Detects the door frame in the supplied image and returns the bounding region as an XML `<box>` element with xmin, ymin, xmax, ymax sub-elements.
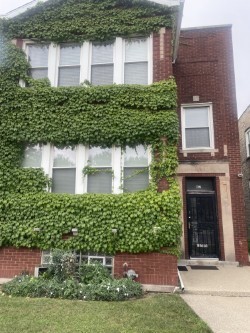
<box><xmin>186</xmin><ymin>181</ymin><xmax>220</xmax><ymax>259</ymax></box>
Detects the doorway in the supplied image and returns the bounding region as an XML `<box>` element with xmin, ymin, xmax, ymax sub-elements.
<box><xmin>186</xmin><ymin>178</ymin><xmax>219</xmax><ymax>258</ymax></box>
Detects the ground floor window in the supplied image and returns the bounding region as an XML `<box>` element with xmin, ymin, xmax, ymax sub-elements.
<box><xmin>41</xmin><ymin>251</ymin><xmax>113</xmax><ymax>274</ymax></box>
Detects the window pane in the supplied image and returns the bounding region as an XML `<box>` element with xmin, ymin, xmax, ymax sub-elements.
<box><xmin>53</xmin><ymin>147</ymin><xmax>76</xmax><ymax>167</ymax></box>
<box><xmin>186</xmin><ymin>128</ymin><xmax>210</xmax><ymax>148</ymax></box>
<box><xmin>92</xmin><ymin>43</ymin><xmax>113</xmax><ymax>64</ymax></box>
<box><xmin>125</xmin><ymin>38</ymin><xmax>148</xmax><ymax>62</ymax></box>
<box><xmin>186</xmin><ymin>178</ymin><xmax>214</xmax><ymax>191</ymax></box>
<box><xmin>91</xmin><ymin>64</ymin><xmax>113</xmax><ymax>85</ymax></box>
<box><xmin>30</xmin><ymin>68</ymin><xmax>48</xmax><ymax>80</ymax></box>
<box><xmin>22</xmin><ymin>144</ymin><xmax>42</xmax><ymax>168</ymax></box>
<box><xmin>52</xmin><ymin>168</ymin><xmax>76</xmax><ymax>194</ymax></box>
<box><xmin>88</xmin><ymin>147</ymin><xmax>112</xmax><ymax>166</ymax></box>
<box><xmin>58</xmin><ymin>66</ymin><xmax>80</xmax><ymax>86</ymax></box>
<box><xmin>185</xmin><ymin>107</ymin><xmax>209</xmax><ymax>128</ymax></box>
<box><xmin>123</xmin><ymin>167</ymin><xmax>149</xmax><ymax>192</ymax></box>
<box><xmin>87</xmin><ymin>168</ymin><xmax>112</xmax><ymax>193</ymax></box>
<box><xmin>28</xmin><ymin>45</ymin><xmax>48</xmax><ymax>67</ymax></box>
<box><xmin>59</xmin><ymin>44</ymin><xmax>80</xmax><ymax>66</ymax></box>
<box><xmin>124</xmin><ymin>145</ymin><xmax>148</xmax><ymax>167</ymax></box>
<box><xmin>124</xmin><ymin>62</ymin><xmax>148</xmax><ymax>84</ymax></box>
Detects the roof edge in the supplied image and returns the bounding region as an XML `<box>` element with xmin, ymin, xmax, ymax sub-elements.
<box><xmin>181</xmin><ymin>24</ymin><xmax>232</xmax><ymax>31</ymax></box>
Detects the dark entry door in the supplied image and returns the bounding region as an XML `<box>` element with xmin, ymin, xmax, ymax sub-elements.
<box><xmin>187</xmin><ymin>194</ymin><xmax>219</xmax><ymax>258</ymax></box>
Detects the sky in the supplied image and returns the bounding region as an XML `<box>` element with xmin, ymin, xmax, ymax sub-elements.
<box><xmin>0</xmin><ymin>0</ymin><xmax>249</xmax><ymax>116</ymax></box>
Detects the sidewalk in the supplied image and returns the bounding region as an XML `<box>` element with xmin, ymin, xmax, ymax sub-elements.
<box><xmin>179</xmin><ymin>265</ymin><xmax>250</xmax><ymax>333</ymax></box>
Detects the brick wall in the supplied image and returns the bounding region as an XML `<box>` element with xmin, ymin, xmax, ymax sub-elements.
<box><xmin>153</xmin><ymin>28</ymin><xmax>173</xmax><ymax>82</ymax></box>
<box><xmin>114</xmin><ymin>253</ymin><xmax>178</xmax><ymax>286</ymax></box>
<box><xmin>174</xmin><ymin>26</ymin><xmax>249</xmax><ymax>264</ymax></box>
<box><xmin>0</xmin><ymin>247</ymin><xmax>41</xmax><ymax>278</ymax></box>
<box><xmin>0</xmin><ymin>247</ymin><xmax>178</xmax><ymax>286</ymax></box>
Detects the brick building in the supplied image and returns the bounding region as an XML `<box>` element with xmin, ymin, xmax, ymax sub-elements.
<box><xmin>0</xmin><ymin>0</ymin><xmax>248</xmax><ymax>288</ymax></box>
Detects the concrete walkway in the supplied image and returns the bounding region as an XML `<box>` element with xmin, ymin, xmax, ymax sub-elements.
<box><xmin>179</xmin><ymin>265</ymin><xmax>250</xmax><ymax>333</ymax></box>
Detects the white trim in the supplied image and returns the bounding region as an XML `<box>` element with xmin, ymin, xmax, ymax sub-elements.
<box><xmin>181</xmin><ymin>103</ymin><xmax>214</xmax><ymax>151</ymax></box>
<box><xmin>114</xmin><ymin>38</ymin><xmax>123</xmax><ymax>84</ymax></box>
<box><xmin>245</xmin><ymin>128</ymin><xmax>250</xmax><ymax>158</ymax></box>
<box><xmin>148</xmin><ymin>34</ymin><xmax>153</xmax><ymax>84</ymax></box>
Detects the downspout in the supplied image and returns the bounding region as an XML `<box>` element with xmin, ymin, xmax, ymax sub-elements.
<box><xmin>172</xmin><ymin>0</ymin><xmax>185</xmax><ymax>63</ymax></box>
<box><xmin>178</xmin><ymin>269</ymin><xmax>185</xmax><ymax>292</ymax></box>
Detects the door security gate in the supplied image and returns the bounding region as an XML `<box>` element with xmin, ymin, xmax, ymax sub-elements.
<box><xmin>186</xmin><ymin>179</ymin><xmax>219</xmax><ymax>258</ymax></box>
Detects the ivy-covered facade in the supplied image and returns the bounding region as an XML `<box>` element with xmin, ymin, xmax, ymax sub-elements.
<box><xmin>0</xmin><ymin>0</ymin><xmax>183</xmax><ymax>287</ymax></box>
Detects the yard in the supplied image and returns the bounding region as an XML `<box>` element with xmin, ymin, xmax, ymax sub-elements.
<box><xmin>0</xmin><ymin>293</ymin><xmax>212</xmax><ymax>333</ymax></box>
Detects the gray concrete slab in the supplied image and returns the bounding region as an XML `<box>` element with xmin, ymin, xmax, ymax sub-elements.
<box><xmin>179</xmin><ymin>265</ymin><xmax>250</xmax><ymax>296</ymax></box>
<box><xmin>179</xmin><ymin>265</ymin><xmax>250</xmax><ymax>332</ymax></box>
<box><xmin>181</xmin><ymin>294</ymin><xmax>250</xmax><ymax>333</ymax></box>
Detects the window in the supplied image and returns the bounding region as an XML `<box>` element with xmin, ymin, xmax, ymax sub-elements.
<box><xmin>91</xmin><ymin>42</ymin><xmax>114</xmax><ymax>85</ymax></box>
<box><xmin>181</xmin><ymin>104</ymin><xmax>214</xmax><ymax>150</ymax></box>
<box><xmin>25</xmin><ymin>37</ymin><xmax>152</xmax><ymax>86</ymax></box>
<box><xmin>87</xmin><ymin>147</ymin><xmax>113</xmax><ymax>193</ymax></box>
<box><xmin>27</xmin><ymin>44</ymin><xmax>49</xmax><ymax>79</ymax></box>
<box><xmin>22</xmin><ymin>144</ymin><xmax>42</xmax><ymax>168</ymax></box>
<box><xmin>22</xmin><ymin>144</ymin><xmax>150</xmax><ymax>194</ymax></box>
<box><xmin>41</xmin><ymin>251</ymin><xmax>113</xmax><ymax>274</ymax></box>
<box><xmin>124</xmin><ymin>38</ymin><xmax>148</xmax><ymax>84</ymax></box>
<box><xmin>246</xmin><ymin>129</ymin><xmax>250</xmax><ymax>157</ymax></box>
<box><xmin>123</xmin><ymin>145</ymin><xmax>149</xmax><ymax>192</ymax></box>
<box><xmin>58</xmin><ymin>44</ymin><xmax>81</xmax><ymax>86</ymax></box>
<box><xmin>52</xmin><ymin>146</ymin><xmax>76</xmax><ymax>194</ymax></box>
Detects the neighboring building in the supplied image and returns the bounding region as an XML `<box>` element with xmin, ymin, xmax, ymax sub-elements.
<box><xmin>239</xmin><ymin>105</ymin><xmax>250</xmax><ymax>238</ymax></box>
<box><xmin>0</xmin><ymin>0</ymin><xmax>248</xmax><ymax>288</ymax></box>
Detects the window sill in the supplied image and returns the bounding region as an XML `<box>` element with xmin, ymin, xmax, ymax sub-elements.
<box><xmin>180</xmin><ymin>148</ymin><xmax>218</xmax><ymax>157</ymax></box>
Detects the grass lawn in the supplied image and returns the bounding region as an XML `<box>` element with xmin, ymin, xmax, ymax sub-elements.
<box><xmin>0</xmin><ymin>293</ymin><xmax>212</xmax><ymax>333</ymax></box>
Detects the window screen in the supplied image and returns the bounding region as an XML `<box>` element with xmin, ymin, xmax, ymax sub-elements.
<box><xmin>28</xmin><ymin>44</ymin><xmax>49</xmax><ymax>79</ymax></box>
<box><xmin>91</xmin><ymin>42</ymin><xmax>114</xmax><ymax>85</ymax></box>
<box><xmin>58</xmin><ymin>44</ymin><xmax>81</xmax><ymax>86</ymax></box>
<box><xmin>22</xmin><ymin>144</ymin><xmax>42</xmax><ymax>168</ymax></box>
<box><xmin>185</xmin><ymin>107</ymin><xmax>210</xmax><ymax>148</ymax></box>
<box><xmin>52</xmin><ymin>147</ymin><xmax>76</xmax><ymax>194</ymax></box>
<box><xmin>123</xmin><ymin>145</ymin><xmax>149</xmax><ymax>192</ymax></box>
<box><xmin>124</xmin><ymin>38</ymin><xmax>148</xmax><ymax>84</ymax></box>
<box><xmin>87</xmin><ymin>147</ymin><xmax>112</xmax><ymax>193</ymax></box>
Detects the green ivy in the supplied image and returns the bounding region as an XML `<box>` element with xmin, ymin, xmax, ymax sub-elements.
<box><xmin>0</xmin><ymin>182</ymin><xmax>181</xmax><ymax>253</ymax></box>
<box><xmin>1</xmin><ymin>0</ymin><xmax>176</xmax><ymax>43</ymax></box>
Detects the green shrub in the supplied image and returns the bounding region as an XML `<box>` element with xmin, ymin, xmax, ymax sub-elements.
<box><xmin>2</xmin><ymin>275</ymin><xmax>143</xmax><ymax>301</ymax></box>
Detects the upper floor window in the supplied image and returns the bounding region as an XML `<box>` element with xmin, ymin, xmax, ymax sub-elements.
<box><xmin>27</xmin><ymin>44</ymin><xmax>49</xmax><ymax>80</ymax></box>
<box><xmin>124</xmin><ymin>38</ymin><xmax>148</xmax><ymax>85</ymax></box>
<box><xmin>58</xmin><ymin>44</ymin><xmax>81</xmax><ymax>86</ymax></box>
<box><xmin>91</xmin><ymin>42</ymin><xmax>114</xmax><ymax>86</ymax></box>
<box><xmin>245</xmin><ymin>129</ymin><xmax>250</xmax><ymax>157</ymax></box>
<box><xmin>22</xmin><ymin>144</ymin><xmax>150</xmax><ymax>194</ymax></box>
<box><xmin>181</xmin><ymin>104</ymin><xmax>214</xmax><ymax>150</ymax></box>
<box><xmin>24</xmin><ymin>37</ymin><xmax>152</xmax><ymax>86</ymax></box>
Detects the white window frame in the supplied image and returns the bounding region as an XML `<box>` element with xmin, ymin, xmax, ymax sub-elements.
<box><xmin>245</xmin><ymin>128</ymin><xmax>250</xmax><ymax>158</ymax></box>
<box><xmin>23</xmin><ymin>144</ymin><xmax>150</xmax><ymax>194</ymax></box>
<box><xmin>181</xmin><ymin>103</ymin><xmax>214</xmax><ymax>151</ymax></box>
<box><xmin>23</xmin><ymin>36</ymin><xmax>153</xmax><ymax>86</ymax></box>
